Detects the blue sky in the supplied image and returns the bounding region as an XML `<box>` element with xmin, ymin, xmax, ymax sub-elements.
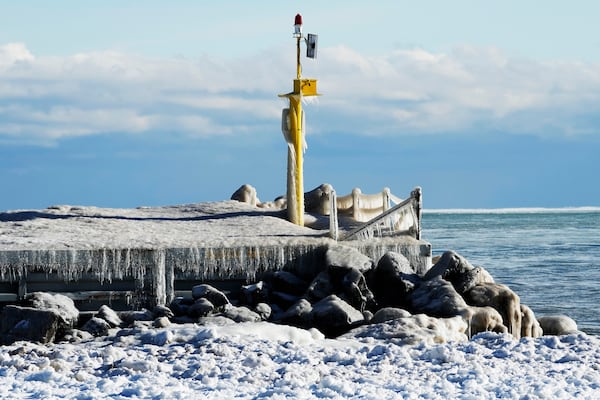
<box><xmin>1</xmin><ymin>1</ymin><xmax>600</xmax><ymax>210</ymax></box>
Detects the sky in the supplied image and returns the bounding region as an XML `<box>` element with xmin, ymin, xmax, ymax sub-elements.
<box><xmin>1</xmin><ymin>0</ymin><xmax>600</xmax><ymax>211</ymax></box>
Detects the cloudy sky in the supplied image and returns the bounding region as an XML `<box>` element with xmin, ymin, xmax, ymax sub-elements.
<box><xmin>1</xmin><ymin>1</ymin><xmax>599</xmax><ymax>211</ymax></box>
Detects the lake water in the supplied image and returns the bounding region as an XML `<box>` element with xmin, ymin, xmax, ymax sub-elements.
<box><xmin>421</xmin><ymin>209</ymin><xmax>600</xmax><ymax>335</ymax></box>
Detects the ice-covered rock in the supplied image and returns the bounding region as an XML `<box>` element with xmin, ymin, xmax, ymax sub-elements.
<box><xmin>370</xmin><ymin>307</ymin><xmax>412</xmax><ymax>324</ymax></box>
<box><xmin>28</xmin><ymin>292</ymin><xmax>79</xmax><ymax>329</ymax></box>
<box><xmin>96</xmin><ymin>305</ymin><xmax>122</xmax><ymax>328</ymax></box>
<box><xmin>82</xmin><ymin>317</ymin><xmax>111</xmax><ymax>337</ymax></box>
<box><xmin>188</xmin><ymin>298</ymin><xmax>215</xmax><ymax>318</ymax></box>
<box><xmin>538</xmin><ymin>315</ymin><xmax>579</xmax><ymax>336</ymax></box>
<box><xmin>342</xmin><ymin>313</ymin><xmax>469</xmax><ymax>345</ymax></box>
<box><xmin>325</xmin><ymin>244</ymin><xmax>374</xmax><ymax>274</ymax></box>
<box><xmin>192</xmin><ymin>284</ymin><xmax>230</xmax><ymax>311</ymax></box>
<box><xmin>409</xmin><ymin>276</ymin><xmax>469</xmax><ymax>319</ymax></box>
<box><xmin>221</xmin><ymin>305</ymin><xmax>262</xmax><ymax>323</ymax></box>
<box><xmin>310</xmin><ymin>295</ymin><xmax>364</xmax><ymax>337</ymax></box>
<box><xmin>0</xmin><ymin>305</ymin><xmax>63</xmax><ymax>344</ymax></box>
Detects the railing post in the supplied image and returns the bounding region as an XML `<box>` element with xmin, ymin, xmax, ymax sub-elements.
<box><xmin>329</xmin><ymin>189</ymin><xmax>338</xmax><ymax>240</ymax></box>
<box><xmin>352</xmin><ymin>188</ymin><xmax>361</xmax><ymax>221</ymax></box>
<box><xmin>382</xmin><ymin>187</ymin><xmax>391</xmax><ymax>212</ymax></box>
<box><xmin>412</xmin><ymin>187</ymin><xmax>422</xmax><ymax>240</ymax></box>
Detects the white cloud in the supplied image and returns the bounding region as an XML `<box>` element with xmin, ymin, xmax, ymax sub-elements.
<box><xmin>1</xmin><ymin>42</ymin><xmax>600</xmax><ymax>144</ymax></box>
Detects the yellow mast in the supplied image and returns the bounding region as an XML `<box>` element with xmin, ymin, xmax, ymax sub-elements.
<box><xmin>279</xmin><ymin>14</ymin><xmax>320</xmax><ymax>226</ymax></box>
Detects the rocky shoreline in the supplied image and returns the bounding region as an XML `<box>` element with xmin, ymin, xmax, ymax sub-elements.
<box><xmin>0</xmin><ymin>245</ymin><xmax>579</xmax><ymax>346</ymax></box>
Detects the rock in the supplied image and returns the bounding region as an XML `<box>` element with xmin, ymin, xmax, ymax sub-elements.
<box><xmin>27</xmin><ymin>292</ymin><xmax>79</xmax><ymax>330</ymax></box>
<box><xmin>62</xmin><ymin>329</ymin><xmax>94</xmax><ymax>343</ymax></box>
<box><xmin>270</xmin><ymin>291</ymin><xmax>300</xmax><ymax>310</ymax></box>
<box><xmin>369</xmin><ymin>252</ymin><xmax>421</xmax><ymax>308</ymax></box>
<box><xmin>409</xmin><ymin>277</ymin><xmax>470</xmax><ymax>319</ymax></box>
<box><xmin>270</xmin><ymin>271</ymin><xmax>309</xmax><ymax>297</ymax></box>
<box><xmin>377</xmin><ymin>251</ymin><xmax>416</xmax><ymax>276</ymax></box>
<box><xmin>304</xmin><ymin>271</ymin><xmax>334</xmax><ymax>303</ymax></box>
<box><xmin>0</xmin><ymin>305</ymin><xmax>62</xmax><ymax>344</ymax></box>
<box><xmin>277</xmin><ymin>299</ymin><xmax>313</xmax><ymax>328</ymax></box>
<box><xmin>310</xmin><ymin>295</ymin><xmax>364</xmax><ymax>337</ymax></box>
<box><xmin>451</xmin><ymin>266</ymin><xmax>495</xmax><ymax>294</ymax></box>
<box><xmin>423</xmin><ymin>250</ymin><xmax>474</xmax><ymax>281</ymax></box>
<box><xmin>468</xmin><ymin>306</ymin><xmax>507</xmax><ymax>337</ymax></box>
<box><xmin>325</xmin><ymin>245</ymin><xmax>374</xmax><ymax>274</ymax></box>
<box><xmin>538</xmin><ymin>315</ymin><xmax>579</xmax><ymax>336</ymax></box>
<box><xmin>192</xmin><ymin>284</ymin><xmax>230</xmax><ymax>310</ymax></box>
<box><xmin>370</xmin><ymin>307</ymin><xmax>412</xmax><ymax>324</ymax></box>
<box><xmin>221</xmin><ymin>305</ymin><xmax>262</xmax><ymax>323</ymax></box>
<box><xmin>96</xmin><ymin>305</ymin><xmax>122</xmax><ymax>328</ymax></box>
<box><xmin>254</xmin><ymin>303</ymin><xmax>272</xmax><ymax>320</ymax></box>
<box><xmin>153</xmin><ymin>305</ymin><xmax>174</xmax><ymax>319</ymax></box>
<box><xmin>240</xmin><ymin>281</ymin><xmax>269</xmax><ymax>308</ymax></box>
<box><xmin>188</xmin><ymin>298</ymin><xmax>215</xmax><ymax>318</ymax></box>
<box><xmin>231</xmin><ymin>184</ymin><xmax>259</xmax><ymax>206</ymax></box>
<box><xmin>81</xmin><ymin>317</ymin><xmax>111</xmax><ymax>337</ymax></box>
<box><xmin>153</xmin><ymin>316</ymin><xmax>171</xmax><ymax>328</ymax></box>
<box><xmin>464</xmin><ymin>282</ymin><xmax>522</xmax><ymax>339</ymax></box>
<box><xmin>336</xmin><ymin>267</ymin><xmax>376</xmax><ymax>312</ymax></box>
<box><xmin>520</xmin><ymin>304</ymin><xmax>543</xmax><ymax>338</ymax></box>
<box><xmin>119</xmin><ymin>309</ymin><xmax>155</xmax><ymax>325</ymax></box>
<box><xmin>304</xmin><ymin>183</ymin><xmax>333</xmax><ymax>215</ymax></box>
<box><xmin>169</xmin><ymin>297</ymin><xmax>194</xmax><ymax>316</ymax></box>
<box><xmin>463</xmin><ymin>283</ymin><xmax>521</xmax><ymax>339</ymax></box>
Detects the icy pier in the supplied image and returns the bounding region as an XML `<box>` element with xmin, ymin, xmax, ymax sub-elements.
<box><xmin>0</xmin><ymin>201</ymin><xmax>431</xmax><ymax>309</ymax></box>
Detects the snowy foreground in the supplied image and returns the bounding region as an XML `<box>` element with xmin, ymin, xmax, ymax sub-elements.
<box><xmin>1</xmin><ymin>321</ymin><xmax>600</xmax><ymax>399</ymax></box>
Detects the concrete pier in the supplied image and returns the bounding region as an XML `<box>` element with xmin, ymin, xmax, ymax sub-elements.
<box><xmin>0</xmin><ymin>202</ymin><xmax>431</xmax><ymax>310</ymax></box>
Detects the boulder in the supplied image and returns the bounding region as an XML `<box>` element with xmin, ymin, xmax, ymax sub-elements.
<box><xmin>464</xmin><ymin>283</ymin><xmax>522</xmax><ymax>339</ymax></box>
<box><xmin>409</xmin><ymin>277</ymin><xmax>470</xmax><ymax>319</ymax></box>
<box><xmin>240</xmin><ymin>281</ymin><xmax>269</xmax><ymax>308</ymax></box>
<box><xmin>277</xmin><ymin>299</ymin><xmax>313</xmax><ymax>328</ymax></box>
<box><xmin>169</xmin><ymin>297</ymin><xmax>194</xmax><ymax>317</ymax></box>
<box><xmin>231</xmin><ymin>184</ymin><xmax>259</xmax><ymax>206</ymax></box>
<box><xmin>0</xmin><ymin>305</ymin><xmax>63</xmax><ymax>344</ymax></box>
<box><xmin>451</xmin><ymin>266</ymin><xmax>495</xmax><ymax>294</ymax></box>
<box><xmin>370</xmin><ymin>307</ymin><xmax>412</xmax><ymax>324</ymax></box>
<box><xmin>153</xmin><ymin>305</ymin><xmax>174</xmax><ymax>319</ymax></box>
<box><xmin>304</xmin><ymin>271</ymin><xmax>334</xmax><ymax>303</ymax></box>
<box><xmin>192</xmin><ymin>284</ymin><xmax>230</xmax><ymax>311</ymax></box>
<box><xmin>423</xmin><ymin>250</ymin><xmax>474</xmax><ymax>281</ymax></box>
<box><xmin>96</xmin><ymin>305</ymin><xmax>122</xmax><ymax>328</ymax></box>
<box><xmin>325</xmin><ymin>245</ymin><xmax>374</xmax><ymax>275</ymax></box>
<box><xmin>254</xmin><ymin>303</ymin><xmax>272</xmax><ymax>321</ymax></box>
<box><xmin>537</xmin><ymin>315</ymin><xmax>579</xmax><ymax>336</ymax></box>
<box><xmin>270</xmin><ymin>271</ymin><xmax>309</xmax><ymax>297</ymax></box>
<box><xmin>221</xmin><ymin>306</ymin><xmax>262</xmax><ymax>323</ymax></box>
<box><xmin>369</xmin><ymin>252</ymin><xmax>421</xmax><ymax>308</ymax></box>
<box><xmin>336</xmin><ymin>267</ymin><xmax>376</xmax><ymax>312</ymax></box>
<box><xmin>81</xmin><ymin>317</ymin><xmax>111</xmax><ymax>337</ymax></box>
<box><xmin>188</xmin><ymin>298</ymin><xmax>215</xmax><ymax>318</ymax></box>
<box><xmin>27</xmin><ymin>292</ymin><xmax>79</xmax><ymax>330</ymax></box>
<box><xmin>310</xmin><ymin>295</ymin><xmax>364</xmax><ymax>337</ymax></box>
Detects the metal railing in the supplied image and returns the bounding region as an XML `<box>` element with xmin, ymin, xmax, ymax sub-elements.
<box><xmin>326</xmin><ymin>186</ymin><xmax>422</xmax><ymax>241</ymax></box>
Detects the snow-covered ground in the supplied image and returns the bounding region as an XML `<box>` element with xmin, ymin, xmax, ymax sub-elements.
<box><xmin>1</xmin><ymin>320</ymin><xmax>599</xmax><ymax>399</ymax></box>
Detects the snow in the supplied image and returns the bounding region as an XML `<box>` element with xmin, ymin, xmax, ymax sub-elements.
<box><xmin>1</xmin><ymin>321</ymin><xmax>599</xmax><ymax>399</ymax></box>
<box><xmin>0</xmin><ymin>201</ymin><xmax>323</xmax><ymax>250</ymax></box>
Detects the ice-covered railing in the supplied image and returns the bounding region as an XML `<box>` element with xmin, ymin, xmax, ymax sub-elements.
<box><xmin>326</xmin><ymin>186</ymin><xmax>422</xmax><ymax>241</ymax></box>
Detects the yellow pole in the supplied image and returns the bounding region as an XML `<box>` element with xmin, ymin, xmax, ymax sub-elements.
<box><xmin>289</xmin><ymin>94</ymin><xmax>303</xmax><ymax>226</ymax></box>
<box><xmin>279</xmin><ymin>14</ymin><xmax>319</xmax><ymax>226</ymax></box>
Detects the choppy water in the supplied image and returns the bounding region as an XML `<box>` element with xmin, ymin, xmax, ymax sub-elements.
<box><xmin>422</xmin><ymin>209</ymin><xmax>600</xmax><ymax>335</ymax></box>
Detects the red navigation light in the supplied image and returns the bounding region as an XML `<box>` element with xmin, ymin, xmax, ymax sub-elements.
<box><xmin>293</xmin><ymin>14</ymin><xmax>303</xmax><ymax>37</ymax></box>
